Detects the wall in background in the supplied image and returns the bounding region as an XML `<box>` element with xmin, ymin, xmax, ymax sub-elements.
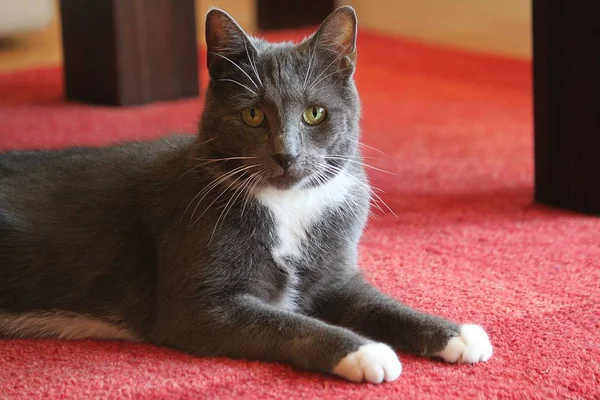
<box><xmin>339</xmin><ymin>0</ymin><xmax>531</xmax><ymax>58</ymax></box>
<box><xmin>195</xmin><ymin>0</ymin><xmax>531</xmax><ymax>58</ymax></box>
<box><xmin>0</xmin><ymin>0</ymin><xmax>530</xmax><ymax>72</ymax></box>
<box><xmin>195</xmin><ymin>0</ymin><xmax>256</xmax><ymax>45</ymax></box>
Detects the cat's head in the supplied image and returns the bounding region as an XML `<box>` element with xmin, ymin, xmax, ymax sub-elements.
<box><xmin>196</xmin><ymin>6</ymin><xmax>361</xmax><ymax>190</ymax></box>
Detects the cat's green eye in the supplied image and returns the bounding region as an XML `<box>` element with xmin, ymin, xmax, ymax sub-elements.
<box><xmin>242</xmin><ymin>107</ymin><xmax>265</xmax><ymax>127</ymax></box>
<box><xmin>302</xmin><ymin>106</ymin><xmax>327</xmax><ymax>126</ymax></box>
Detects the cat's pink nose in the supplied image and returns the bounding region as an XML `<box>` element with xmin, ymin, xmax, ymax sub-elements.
<box><xmin>272</xmin><ymin>153</ymin><xmax>298</xmax><ymax>171</ymax></box>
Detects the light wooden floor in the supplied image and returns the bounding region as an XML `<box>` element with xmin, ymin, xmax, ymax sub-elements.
<box><xmin>0</xmin><ymin>0</ymin><xmax>531</xmax><ymax>73</ymax></box>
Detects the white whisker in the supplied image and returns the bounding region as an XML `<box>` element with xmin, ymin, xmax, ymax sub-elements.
<box><xmin>190</xmin><ymin>137</ymin><xmax>216</xmax><ymax>149</ymax></box>
<box><xmin>194</xmin><ymin>172</ymin><xmax>246</xmax><ymax>228</ymax></box>
<box><xmin>308</xmin><ymin>44</ymin><xmax>347</xmax><ymax>90</ymax></box>
<box><xmin>324</xmin><ymin>156</ymin><xmax>398</xmax><ymax>176</ymax></box>
<box><xmin>209</xmin><ymin>52</ymin><xmax>259</xmax><ymax>89</ymax></box>
<box><xmin>346</xmin><ymin>137</ymin><xmax>386</xmax><ymax>156</ymax></box>
<box><xmin>217</xmin><ymin>79</ymin><xmax>257</xmax><ymax>96</ymax></box>
<box><xmin>179</xmin><ymin>156</ymin><xmax>258</xmax><ymax>180</ymax></box>
<box><xmin>184</xmin><ymin>167</ymin><xmax>243</xmax><ymax>218</ymax></box>
<box><xmin>238</xmin><ymin>173</ymin><xmax>257</xmax><ymax>220</ymax></box>
<box><xmin>320</xmin><ymin>162</ymin><xmax>394</xmax><ymax>217</ymax></box>
<box><xmin>191</xmin><ymin>164</ymin><xmax>258</xmax><ymax>226</ymax></box>
<box><xmin>191</xmin><ymin>156</ymin><xmax>258</xmax><ymax>162</ymax></box>
<box><xmin>328</xmin><ymin>153</ymin><xmax>378</xmax><ymax>161</ymax></box>
<box><xmin>303</xmin><ymin>34</ymin><xmax>320</xmax><ymax>91</ymax></box>
<box><xmin>244</xmin><ymin>39</ymin><xmax>263</xmax><ymax>88</ymax></box>
<box><xmin>185</xmin><ymin>165</ymin><xmax>251</xmax><ymax>223</ymax></box>
<box><xmin>210</xmin><ymin>171</ymin><xmax>258</xmax><ymax>242</ymax></box>
<box><xmin>309</xmin><ymin>67</ymin><xmax>353</xmax><ymax>91</ymax></box>
<box><xmin>241</xmin><ymin>172</ymin><xmax>263</xmax><ymax>217</ymax></box>
<box><xmin>312</xmin><ymin>168</ymin><xmax>347</xmax><ymax>220</ymax></box>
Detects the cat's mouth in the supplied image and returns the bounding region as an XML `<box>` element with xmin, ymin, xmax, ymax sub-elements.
<box><xmin>267</xmin><ymin>171</ymin><xmax>306</xmax><ymax>189</ymax></box>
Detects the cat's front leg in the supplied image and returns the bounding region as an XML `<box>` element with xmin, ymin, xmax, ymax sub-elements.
<box><xmin>153</xmin><ymin>294</ymin><xmax>402</xmax><ymax>383</ymax></box>
<box><xmin>311</xmin><ymin>273</ymin><xmax>493</xmax><ymax>364</ymax></box>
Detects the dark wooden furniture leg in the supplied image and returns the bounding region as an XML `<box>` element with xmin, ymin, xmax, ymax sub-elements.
<box><xmin>60</xmin><ymin>0</ymin><xmax>199</xmax><ymax>106</ymax></box>
<box><xmin>533</xmin><ymin>1</ymin><xmax>600</xmax><ymax>215</ymax></box>
<box><xmin>257</xmin><ymin>0</ymin><xmax>335</xmax><ymax>30</ymax></box>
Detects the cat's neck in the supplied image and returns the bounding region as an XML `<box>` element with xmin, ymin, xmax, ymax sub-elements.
<box><xmin>254</xmin><ymin>170</ymin><xmax>358</xmax><ymax>259</ymax></box>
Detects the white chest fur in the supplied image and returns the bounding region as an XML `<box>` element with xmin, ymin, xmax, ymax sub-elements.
<box><xmin>255</xmin><ymin>170</ymin><xmax>356</xmax><ymax>260</ymax></box>
<box><xmin>254</xmin><ymin>171</ymin><xmax>356</xmax><ymax>310</ymax></box>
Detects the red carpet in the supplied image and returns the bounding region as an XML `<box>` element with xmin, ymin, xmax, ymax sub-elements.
<box><xmin>1</xmin><ymin>30</ymin><xmax>599</xmax><ymax>399</ymax></box>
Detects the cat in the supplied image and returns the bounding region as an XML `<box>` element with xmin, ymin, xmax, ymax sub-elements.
<box><xmin>0</xmin><ymin>7</ymin><xmax>492</xmax><ymax>383</ymax></box>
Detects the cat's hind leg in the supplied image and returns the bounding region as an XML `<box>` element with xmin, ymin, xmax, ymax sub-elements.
<box><xmin>0</xmin><ymin>311</ymin><xmax>139</xmax><ymax>341</ymax></box>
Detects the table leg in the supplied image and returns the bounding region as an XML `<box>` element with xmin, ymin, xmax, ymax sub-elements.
<box><xmin>60</xmin><ymin>0</ymin><xmax>199</xmax><ymax>106</ymax></box>
<box><xmin>533</xmin><ymin>0</ymin><xmax>600</xmax><ymax>215</ymax></box>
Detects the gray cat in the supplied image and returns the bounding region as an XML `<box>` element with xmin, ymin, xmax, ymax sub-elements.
<box><xmin>0</xmin><ymin>7</ymin><xmax>492</xmax><ymax>383</ymax></box>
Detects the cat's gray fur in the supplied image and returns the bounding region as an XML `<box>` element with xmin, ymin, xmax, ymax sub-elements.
<box><xmin>0</xmin><ymin>7</ymin><xmax>491</xmax><ymax>382</ymax></box>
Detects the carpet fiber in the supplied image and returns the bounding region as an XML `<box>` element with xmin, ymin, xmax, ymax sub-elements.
<box><xmin>0</xmin><ymin>29</ymin><xmax>599</xmax><ymax>399</ymax></box>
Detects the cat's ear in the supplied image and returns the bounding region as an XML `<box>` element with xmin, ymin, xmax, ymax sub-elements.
<box><xmin>311</xmin><ymin>6</ymin><xmax>358</xmax><ymax>72</ymax></box>
<box><xmin>205</xmin><ymin>9</ymin><xmax>253</xmax><ymax>74</ymax></box>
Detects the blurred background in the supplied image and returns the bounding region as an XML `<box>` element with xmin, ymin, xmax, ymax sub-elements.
<box><xmin>0</xmin><ymin>0</ymin><xmax>530</xmax><ymax>73</ymax></box>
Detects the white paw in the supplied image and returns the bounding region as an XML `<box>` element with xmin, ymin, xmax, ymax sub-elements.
<box><xmin>333</xmin><ymin>343</ymin><xmax>402</xmax><ymax>384</ymax></box>
<box><xmin>436</xmin><ymin>324</ymin><xmax>493</xmax><ymax>364</ymax></box>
